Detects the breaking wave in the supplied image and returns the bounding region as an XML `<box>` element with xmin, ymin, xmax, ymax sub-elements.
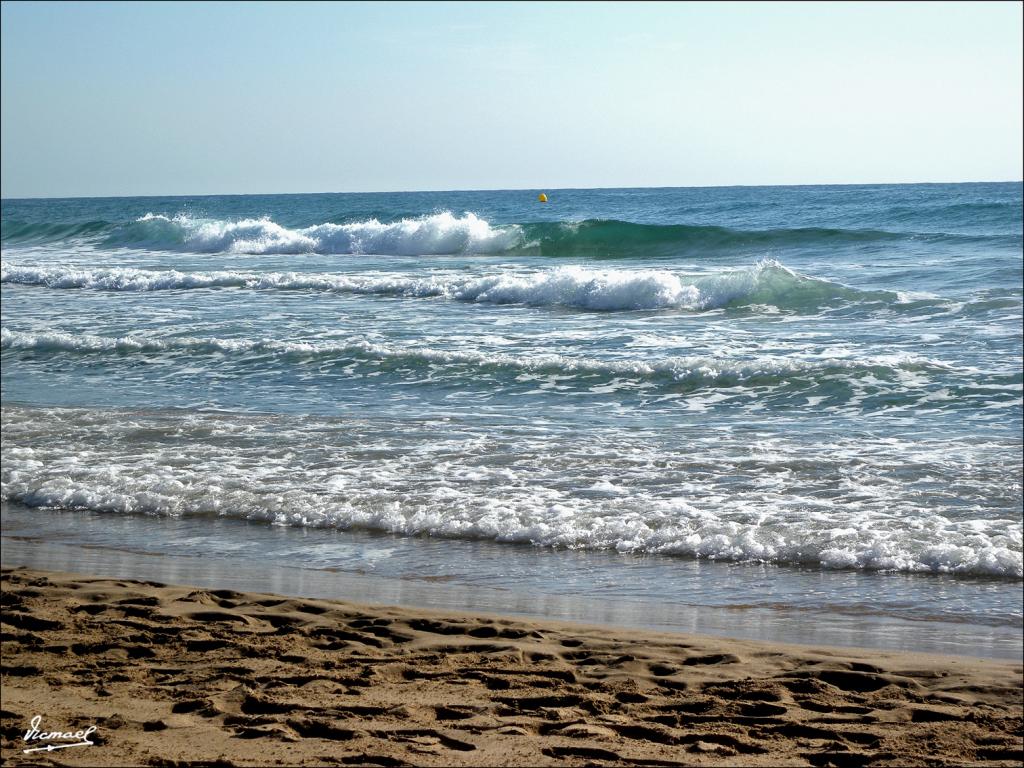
<box><xmin>4</xmin><ymin>212</ymin><xmax>1017</xmax><ymax>256</ymax></box>
<box><xmin>1</xmin><ymin>260</ymin><xmax>902</xmax><ymax>312</ymax></box>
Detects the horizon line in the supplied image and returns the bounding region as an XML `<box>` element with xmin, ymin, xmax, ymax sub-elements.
<box><xmin>3</xmin><ymin>179</ymin><xmax>1022</xmax><ymax>203</ymax></box>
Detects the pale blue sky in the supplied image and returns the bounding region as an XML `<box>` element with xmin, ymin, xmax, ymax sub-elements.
<box><xmin>2</xmin><ymin>1</ymin><xmax>1021</xmax><ymax>198</ymax></box>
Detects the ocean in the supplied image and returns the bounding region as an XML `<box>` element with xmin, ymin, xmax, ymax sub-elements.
<box><xmin>2</xmin><ymin>183</ymin><xmax>1021</xmax><ymax>658</ymax></box>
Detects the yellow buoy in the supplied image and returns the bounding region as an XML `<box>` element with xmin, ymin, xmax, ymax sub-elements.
<box><xmin>537</xmin><ymin>193</ymin><xmax>548</xmax><ymax>203</ymax></box>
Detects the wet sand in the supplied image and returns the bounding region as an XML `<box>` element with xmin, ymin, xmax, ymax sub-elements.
<box><xmin>1</xmin><ymin>567</ymin><xmax>1021</xmax><ymax>766</ymax></box>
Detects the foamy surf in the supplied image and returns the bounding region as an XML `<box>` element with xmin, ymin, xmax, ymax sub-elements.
<box><xmin>0</xmin><ymin>326</ymin><xmax>959</xmax><ymax>385</ymax></box>
<box><xmin>107</xmin><ymin>212</ymin><xmax>522</xmax><ymax>254</ymax></box>
<box><xmin>6</xmin><ymin>325</ymin><xmax>1012</xmax><ymax>418</ymax></box>
<box><xmin>0</xmin><ymin>260</ymin><xmax>901</xmax><ymax>312</ymax></box>
<box><xmin>2</xmin><ymin>405</ymin><xmax>1020</xmax><ymax>578</ymax></box>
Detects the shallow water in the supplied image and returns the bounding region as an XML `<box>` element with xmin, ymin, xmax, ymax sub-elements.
<box><xmin>3</xmin><ymin>503</ymin><xmax>1020</xmax><ymax>660</ymax></box>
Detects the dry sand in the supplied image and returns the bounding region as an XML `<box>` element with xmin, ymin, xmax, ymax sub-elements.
<box><xmin>1</xmin><ymin>566</ymin><xmax>1021</xmax><ymax>767</ymax></box>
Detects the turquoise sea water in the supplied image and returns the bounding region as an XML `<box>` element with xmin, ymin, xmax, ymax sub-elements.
<box><xmin>2</xmin><ymin>183</ymin><xmax>1021</xmax><ymax>654</ymax></box>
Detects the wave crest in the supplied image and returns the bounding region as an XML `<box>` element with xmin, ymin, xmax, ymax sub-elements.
<box><xmin>6</xmin><ymin>211</ymin><xmax>1016</xmax><ymax>255</ymax></box>
<box><xmin>1</xmin><ymin>260</ymin><xmax>900</xmax><ymax>312</ymax></box>
<box><xmin>108</xmin><ymin>212</ymin><xmax>521</xmax><ymax>255</ymax></box>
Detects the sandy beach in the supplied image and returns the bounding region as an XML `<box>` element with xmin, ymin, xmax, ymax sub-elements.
<box><xmin>1</xmin><ymin>567</ymin><xmax>1021</xmax><ymax>767</ymax></box>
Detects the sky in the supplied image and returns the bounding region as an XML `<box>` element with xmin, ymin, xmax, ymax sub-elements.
<box><xmin>1</xmin><ymin>1</ymin><xmax>1021</xmax><ymax>198</ymax></box>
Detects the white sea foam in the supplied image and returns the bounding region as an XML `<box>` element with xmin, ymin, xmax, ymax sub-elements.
<box><xmin>125</xmin><ymin>212</ymin><xmax>521</xmax><ymax>254</ymax></box>
<box><xmin>2</xmin><ymin>405</ymin><xmax>1020</xmax><ymax>578</ymax></box>
<box><xmin>0</xmin><ymin>260</ymin><xmax>880</xmax><ymax>312</ymax></box>
<box><xmin>0</xmin><ymin>326</ymin><xmax>954</xmax><ymax>386</ymax></box>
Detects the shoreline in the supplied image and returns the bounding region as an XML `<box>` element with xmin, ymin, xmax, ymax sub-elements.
<box><xmin>3</xmin><ymin>535</ymin><xmax>1022</xmax><ymax>663</ymax></box>
<box><xmin>3</xmin><ymin>505</ymin><xmax>1021</xmax><ymax>663</ymax></box>
<box><xmin>1</xmin><ymin>566</ymin><xmax>1022</xmax><ymax>767</ymax></box>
